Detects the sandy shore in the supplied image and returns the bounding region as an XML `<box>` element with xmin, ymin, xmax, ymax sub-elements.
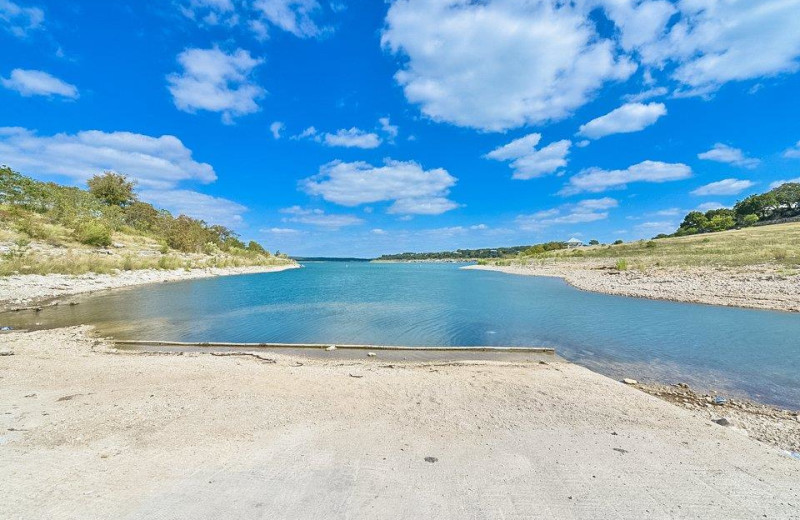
<box><xmin>1</xmin><ymin>327</ymin><xmax>797</xmax><ymax>519</ymax></box>
<box><xmin>465</xmin><ymin>263</ymin><xmax>800</xmax><ymax>312</ymax></box>
<box><xmin>0</xmin><ymin>264</ymin><xmax>299</xmax><ymax>310</ymax></box>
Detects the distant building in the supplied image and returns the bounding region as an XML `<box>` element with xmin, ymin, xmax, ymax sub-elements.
<box><xmin>566</xmin><ymin>237</ymin><xmax>583</xmax><ymax>248</ymax></box>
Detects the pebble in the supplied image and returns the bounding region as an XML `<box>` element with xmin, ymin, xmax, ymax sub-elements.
<box><xmin>325</xmin><ymin>345</ymin><xmax>336</xmax><ymax>351</ymax></box>
<box><xmin>622</xmin><ymin>378</ymin><xmax>638</xmax><ymax>385</ymax></box>
<box><xmin>713</xmin><ymin>418</ymin><xmax>732</xmax><ymax>427</ymax></box>
<box><xmin>367</xmin><ymin>352</ymin><xmax>377</xmax><ymax>357</ymax></box>
<box><xmin>0</xmin><ymin>350</ymin><xmax>14</xmax><ymax>356</ymax></box>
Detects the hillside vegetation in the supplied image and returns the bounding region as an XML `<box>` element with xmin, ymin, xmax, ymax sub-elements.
<box><xmin>0</xmin><ymin>166</ymin><xmax>291</xmax><ymax>276</ymax></box>
<box><xmin>480</xmin><ymin>222</ymin><xmax>800</xmax><ymax>271</ymax></box>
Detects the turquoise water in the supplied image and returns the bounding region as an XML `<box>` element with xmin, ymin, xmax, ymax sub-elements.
<box><xmin>7</xmin><ymin>261</ymin><xmax>800</xmax><ymax>408</ymax></box>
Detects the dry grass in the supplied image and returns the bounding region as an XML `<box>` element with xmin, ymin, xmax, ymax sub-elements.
<box><xmin>491</xmin><ymin>222</ymin><xmax>800</xmax><ymax>270</ymax></box>
<box><xmin>0</xmin><ymin>220</ymin><xmax>293</xmax><ymax>276</ymax></box>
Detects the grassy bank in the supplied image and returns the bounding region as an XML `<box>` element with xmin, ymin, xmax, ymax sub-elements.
<box><xmin>479</xmin><ymin>222</ymin><xmax>800</xmax><ymax>271</ymax></box>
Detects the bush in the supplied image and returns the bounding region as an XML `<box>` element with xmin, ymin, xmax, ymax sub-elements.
<box><xmin>613</xmin><ymin>239</ymin><xmax>624</xmax><ymax>245</ymax></box>
<box><xmin>742</xmin><ymin>214</ymin><xmax>759</xmax><ymax>227</ymax></box>
<box><xmin>74</xmin><ymin>220</ymin><xmax>112</xmax><ymax>247</ymax></box>
<box><xmin>615</xmin><ymin>259</ymin><xmax>628</xmax><ymax>271</ymax></box>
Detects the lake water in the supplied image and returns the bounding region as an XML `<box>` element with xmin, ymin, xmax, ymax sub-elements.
<box><xmin>6</xmin><ymin>261</ymin><xmax>799</xmax><ymax>408</ymax></box>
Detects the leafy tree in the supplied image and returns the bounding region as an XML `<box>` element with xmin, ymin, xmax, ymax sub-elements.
<box><xmin>734</xmin><ymin>193</ymin><xmax>777</xmax><ymax>220</ymax></box>
<box><xmin>589</xmin><ymin>239</ymin><xmax>600</xmax><ymax>245</ymax></box>
<box><xmin>87</xmin><ymin>172</ymin><xmax>136</xmax><ymax>207</ymax></box>
<box><xmin>613</xmin><ymin>239</ymin><xmax>624</xmax><ymax>245</ymax></box>
<box><xmin>124</xmin><ymin>201</ymin><xmax>160</xmax><ymax>231</ymax></box>
<box><xmin>247</xmin><ymin>241</ymin><xmax>270</xmax><ymax>256</ymax></box>
<box><xmin>679</xmin><ymin>211</ymin><xmax>709</xmax><ymax>234</ymax></box>
<box><xmin>707</xmin><ymin>214</ymin><xmax>736</xmax><ymax>232</ymax></box>
<box><xmin>741</xmin><ymin>214</ymin><xmax>759</xmax><ymax>227</ymax></box>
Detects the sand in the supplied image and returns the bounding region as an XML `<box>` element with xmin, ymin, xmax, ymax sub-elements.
<box><xmin>0</xmin><ymin>264</ymin><xmax>299</xmax><ymax>310</ymax></box>
<box><xmin>464</xmin><ymin>263</ymin><xmax>800</xmax><ymax>312</ymax></box>
<box><xmin>1</xmin><ymin>327</ymin><xmax>798</xmax><ymax>519</ymax></box>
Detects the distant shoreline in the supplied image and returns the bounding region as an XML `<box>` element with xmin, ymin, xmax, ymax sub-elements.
<box><xmin>463</xmin><ymin>263</ymin><xmax>800</xmax><ymax>313</ymax></box>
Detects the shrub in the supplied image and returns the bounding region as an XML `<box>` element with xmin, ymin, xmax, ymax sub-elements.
<box><xmin>742</xmin><ymin>214</ymin><xmax>759</xmax><ymax>227</ymax></box>
<box><xmin>74</xmin><ymin>220</ymin><xmax>112</xmax><ymax>247</ymax></box>
<box><xmin>645</xmin><ymin>241</ymin><xmax>656</xmax><ymax>249</ymax></box>
<box><xmin>615</xmin><ymin>259</ymin><xmax>628</xmax><ymax>271</ymax></box>
<box><xmin>613</xmin><ymin>239</ymin><xmax>624</xmax><ymax>245</ymax></box>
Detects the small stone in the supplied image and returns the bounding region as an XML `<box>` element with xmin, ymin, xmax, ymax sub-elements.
<box><xmin>367</xmin><ymin>352</ymin><xmax>377</xmax><ymax>357</ymax></box>
<box><xmin>713</xmin><ymin>418</ymin><xmax>731</xmax><ymax>427</ymax></box>
<box><xmin>622</xmin><ymin>378</ymin><xmax>638</xmax><ymax>385</ymax></box>
<box><xmin>713</xmin><ymin>396</ymin><xmax>727</xmax><ymax>405</ymax></box>
<box><xmin>325</xmin><ymin>345</ymin><xmax>336</xmax><ymax>351</ymax></box>
<box><xmin>424</xmin><ymin>456</ymin><xmax>438</xmax><ymax>463</ymax></box>
<box><xmin>0</xmin><ymin>350</ymin><xmax>14</xmax><ymax>356</ymax></box>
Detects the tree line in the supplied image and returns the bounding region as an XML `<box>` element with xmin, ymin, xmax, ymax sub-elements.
<box><xmin>672</xmin><ymin>183</ymin><xmax>800</xmax><ymax>237</ymax></box>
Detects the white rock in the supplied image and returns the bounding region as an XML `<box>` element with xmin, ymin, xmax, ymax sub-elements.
<box><xmin>622</xmin><ymin>378</ymin><xmax>638</xmax><ymax>385</ymax></box>
<box><xmin>325</xmin><ymin>345</ymin><xmax>337</xmax><ymax>351</ymax></box>
<box><xmin>0</xmin><ymin>350</ymin><xmax>14</xmax><ymax>356</ymax></box>
<box><xmin>367</xmin><ymin>352</ymin><xmax>377</xmax><ymax>357</ymax></box>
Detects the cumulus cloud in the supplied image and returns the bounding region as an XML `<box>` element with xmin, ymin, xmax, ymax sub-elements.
<box><xmin>269</xmin><ymin>121</ymin><xmax>284</xmax><ymax>139</ymax></box>
<box><xmin>381</xmin><ymin>1</ymin><xmax>800</xmax><ymax>130</ymax></box>
<box><xmin>691</xmin><ymin>178</ymin><xmax>755</xmax><ymax>196</ymax></box>
<box><xmin>698</xmin><ymin>144</ymin><xmax>760</xmax><ymax>169</ymax></box>
<box><xmin>578</xmin><ymin>102</ymin><xmax>666</xmax><ymax>139</ymax></box>
<box><xmin>560</xmin><ymin>160</ymin><xmax>692</xmax><ymax>195</ymax></box>
<box><xmin>1</xmin><ymin>69</ymin><xmax>78</xmax><ymax>99</ymax></box>
<box><xmin>139</xmin><ymin>189</ymin><xmax>248</xmax><ymax>228</ymax></box>
<box><xmin>0</xmin><ymin>127</ymin><xmax>216</xmax><ymax>190</ymax></box>
<box><xmin>627</xmin><ymin>1</ymin><xmax>800</xmax><ymax>92</ymax></box>
<box><xmin>516</xmin><ymin>197</ymin><xmax>618</xmax><ymax>231</ymax></box>
<box><xmin>178</xmin><ymin>0</ymin><xmax>237</xmax><ymax>26</ymax></box>
<box><xmin>301</xmin><ymin>159</ymin><xmax>458</xmax><ymax>215</ymax></box>
<box><xmin>770</xmin><ymin>178</ymin><xmax>800</xmax><ymax>189</ymax></box>
<box><xmin>382</xmin><ymin>0</ymin><xmax>634</xmax><ymax>131</ymax></box>
<box><xmin>485</xmin><ymin>133</ymin><xmax>571</xmax><ymax>180</ymax></box>
<box><xmin>782</xmin><ymin>141</ymin><xmax>800</xmax><ymax>159</ymax></box>
<box><xmin>280</xmin><ymin>206</ymin><xmax>363</xmax><ymax>228</ymax></box>
<box><xmin>262</xmin><ymin>227</ymin><xmax>303</xmax><ymax>234</ymax></box>
<box><xmin>167</xmin><ymin>47</ymin><xmax>264</xmax><ymax>123</ymax></box>
<box><xmin>0</xmin><ymin>0</ymin><xmax>44</xmax><ymax>37</ymax></box>
<box><xmin>634</xmin><ymin>220</ymin><xmax>676</xmax><ymax>236</ymax></box>
<box><xmin>322</xmin><ymin>128</ymin><xmax>382</xmax><ymax>149</ymax></box>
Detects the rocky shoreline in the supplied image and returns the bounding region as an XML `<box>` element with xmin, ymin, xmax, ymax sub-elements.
<box><xmin>464</xmin><ymin>263</ymin><xmax>800</xmax><ymax>313</ymax></box>
<box><xmin>0</xmin><ymin>264</ymin><xmax>299</xmax><ymax>311</ymax></box>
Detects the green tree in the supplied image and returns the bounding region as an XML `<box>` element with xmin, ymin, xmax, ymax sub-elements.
<box><xmin>589</xmin><ymin>239</ymin><xmax>600</xmax><ymax>245</ymax></box>
<box><xmin>87</xmin><ymin>172</ymin><xmax>136</xmax><ymax>207</ymax></box>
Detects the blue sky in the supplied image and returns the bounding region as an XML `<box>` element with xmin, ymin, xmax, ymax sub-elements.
<box><xmin>2</xmin><ymin>0</ymin><xmax>800</xmax><ymax>257</ymax></box>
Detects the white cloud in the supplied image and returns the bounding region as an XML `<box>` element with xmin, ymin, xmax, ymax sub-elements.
<box><xmin>783</xmin><ymin>141</ymin><xmax>800</xmax><ymax>159</ymax></box>
<box><xmin>696</xmin><ymin>201</ymin><xmax>725</xmax><ymax>212</ymax></box>
<box><xmin>516</xmin><ymin>197</ymin><xmax>618</xmax><ymax>231</ymax></box>
<box><xmin>634</xmin><ymin>220</ymin><xmax>676</xmax><ymax>236</ymax></box>
<box><xmin>179</xmin><ymin>0</ymin><xmax>237</xmax><ymax>26</ymax></box>
<box><xmin>371</xmin><ymin>228</ymin><xmax>387</xmax><ymax>235</ymax></box>
<box><xmin>139</xmin><ymin>189</ymin><xmax>247</xmax><ymax>228</ymax></box>
<box><xmin>379</xmin><ymin>117</ymin><xmax>398</xmax><ymax>142</ymax></box>
<box><xmin>626</xmin><ymin>1</ymin><xmax>800</xmax><ymax>92</ymax></box>
<box><xmin>252</xmin><ymin>0</ymin><xmax>323</xmax><ymax>38</ymax></box>
<box><xmin>322</xmin><ymin>128</ymin><xmax>382</xmax><ymax>149</ymax></box>
<box><xmin>381</xmin><ymin>1</ymin><xmax>800</xmax><ymax>130</ymax></box>
<box><xmin>280</xmin><ymin>206</ymin><xmax>363</xmax><ymax>228</ymax></box>
<box><xmin>623</xmin><ymin>86</ymin><xmax>669</xmax><ymax>103</ymax></box>
<box><xmin>691</xmin><ymin>178</ymin><xmax>755</xmax><ymax>196</ymax></box>
<box><xmin>698</xmin><ymin>144</ymin><xmax>760</xmax><ymax>169</ymax></box>
<box><xmin>263</xmin><ymin>227</ymin><xmax>303</xmax><ymax>234</ymax></box>
<box><xmin>770</xmin><ymin>178</ymin><xmax>800</xmax><ymax>189</ymax></box>
<box><xmin>485</xmin><ymin>133</ymin><xmax>571</xmax><ymax>180</ymax></box>
<box><xmin>578</xmin><ymin>102</ymin><xmax>666</xmax><ymax>139</ymax></box>
<box><xmin>301</xmin><ymin>159</ymin><xmax>459</xmax><ymax>215</ymax></box>
<box><xmin>269</xmin><ymin>121</ymin><xmax>284</xmax><ymax>139</ymax></box>
<box><xmin>382</xmin><ymin>0</ymin><xmax>634</xmax><ymax>131</ymax></box>
<box><xmin>0</xmin><ymin>127</ymin><xmax>216</xmax><ymax>190</ymax></box>
<box><xmin>561</xmin><ymin>160</ymin><xmax>692</xmax><ymax>195</ymax></box>
<box><xmin>0</xmin><ymin>0</ymin><xmax>44</xmax><ymax>37</ymax></box>
<box><xmin>167</xmin><ymin>47</ymin><xmax>264</xmax><ymax>123</ymax></box>
<box><xmin>1</xmin><ymin>69</ymin><xmax>78</xmax><ymax>99</ymax></box>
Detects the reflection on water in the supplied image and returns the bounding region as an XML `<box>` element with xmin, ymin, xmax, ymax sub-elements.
<box><xmin>3</xmin><ymin>261</ymin><xmax>799</xmax><ymax>408</ymax></box>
